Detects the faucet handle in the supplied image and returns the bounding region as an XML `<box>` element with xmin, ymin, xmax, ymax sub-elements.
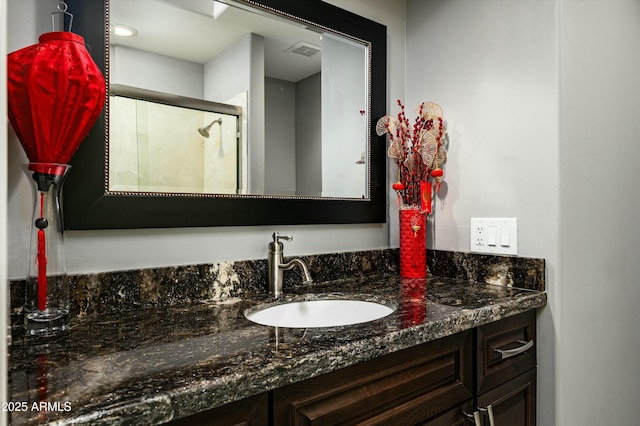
<box><xmin>272</xmin><ymin>232</ymin><xmax>293</xmax><ymax>243</ymax></box>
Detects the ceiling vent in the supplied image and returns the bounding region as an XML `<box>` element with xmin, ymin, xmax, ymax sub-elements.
<box><xmin>285</xmin><ymin>41</ymin><xmax>321</xmax><ymax>57</ymax></box>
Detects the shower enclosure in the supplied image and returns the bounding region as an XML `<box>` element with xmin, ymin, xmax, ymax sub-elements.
<box><xmin>108</xmin><ymin>85</ymin><xmax>243</xmax><ymax>195</ymax></box>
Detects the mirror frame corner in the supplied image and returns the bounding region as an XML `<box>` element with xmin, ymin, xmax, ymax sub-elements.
<box><xmin>63</xmin><ymin>0</ymin><xmax>387</xmax><ymax>229</ymax></box>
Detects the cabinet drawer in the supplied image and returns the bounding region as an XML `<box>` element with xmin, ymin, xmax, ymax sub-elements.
<box><xmin>476</xmin><ymin>310</ymin><xmax>536</xmax><ymax>395</ymax></box>
<box><xmin>273</xmin><ymin>330</ymin><xmax>473</xmax><ymax>425</ymax></box>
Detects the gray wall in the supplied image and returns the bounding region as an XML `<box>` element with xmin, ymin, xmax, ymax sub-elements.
<box><xmin>265</xmin><ymin>77</ymin><xmax>296</xmax><ymax>195</ymax></box>
<box><xmin>112</xmin><ymin>46</ymin><xmax>204</xmax><ymax>98</ymax></box>
<box><xmin>559</xmin><ymin>2</ymin><xmax>640</xmax><ymax>424</ymax></box>
<box><xmin>296</xmin><ymin>73</ymin><xmax>322</xmax><ymax>196</ymax></box>
<box><xmin>264</xmin><ymin>72</ymin><xmax>323</xmax><ymax>197</ymax></box>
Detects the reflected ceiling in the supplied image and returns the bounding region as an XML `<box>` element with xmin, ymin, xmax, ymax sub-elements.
<box><xmin>111</xmin><ymin>0</ymin><xmax>321</xmax><ymax>82</ymax></box>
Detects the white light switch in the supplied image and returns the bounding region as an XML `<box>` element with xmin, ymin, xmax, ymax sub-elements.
<box><xmin>487</xmin><ymin>226</ymin><xmax>497</xmax><ymax>246</ymax></box>
<box><xmin>500</xmin><ymin>227</ymin><xmax>510</xmax><ymax>246</ymax></box>
<box><xmin>470</xmin><ymin>218</ymin><xmax>518</xmax><ymax>255</ymax></box>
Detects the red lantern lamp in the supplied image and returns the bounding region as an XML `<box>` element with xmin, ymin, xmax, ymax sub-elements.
<box><xmin>8</xmin><ymin>29</ymin><xmax>105</xmax><ymax>335</ymax></box>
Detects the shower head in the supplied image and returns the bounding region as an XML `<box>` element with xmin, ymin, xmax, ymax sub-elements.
<box><xmin>198</xmin><ymin>118</ymin><xmax>222</xmax><ymax>138</ymax></box>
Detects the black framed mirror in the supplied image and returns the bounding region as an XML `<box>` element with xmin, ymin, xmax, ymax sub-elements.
<box><xmin>63</xmin><ymin>0</ymin><xmax>387</xmax><ymax>229</ymax></box>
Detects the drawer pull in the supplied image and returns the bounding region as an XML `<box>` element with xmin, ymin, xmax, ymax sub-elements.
<box><xmin>479</xmin><ymin>405</ymin><xmax>496</xmax><ymax>426</ymax></box>
<box><xmin>462</xmin><ymin>410</ymin><xmax>481</xmax><ymax>425</ymax></box>
<box><xmin>494</xmin><ymin>339</ymin><xmax>533</xmax><ymax>360</ymax></box>
<box><xmin>488</xmin><ymin>405</ymin><xmax>495</xmax><ymax>426</ymax></box>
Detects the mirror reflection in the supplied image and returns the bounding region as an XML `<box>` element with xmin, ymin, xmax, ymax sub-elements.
<box><xmin>109</xmin><ymin>0</ymin><xmax>370</xmax><ymax>199</ymax></box>
<box><xmin>109</xmin><ymin>85</ymin><xmax>243</xmax><ymax>194</ymax></box>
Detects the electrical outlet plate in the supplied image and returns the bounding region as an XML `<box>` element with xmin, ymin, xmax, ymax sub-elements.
<box><xmin>470</xmin><ymin>218</ymin><xmax>518</xmax><ymax>255</ymax></box>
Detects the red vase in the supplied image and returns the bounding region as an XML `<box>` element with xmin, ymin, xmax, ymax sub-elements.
<box><xmin>399</xmin><ymin>206</ymin><xmax>426</xmax><ymax>278</ymax></box>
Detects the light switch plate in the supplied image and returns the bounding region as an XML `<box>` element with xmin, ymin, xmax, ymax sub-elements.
<box><xmin>470</xmin><ymin>218</ymin><xmax>518</xmax><ymax>255</ymax></box>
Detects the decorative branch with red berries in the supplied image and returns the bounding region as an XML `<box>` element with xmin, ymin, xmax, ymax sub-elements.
<box><xmin>376</xmin><ymin>100</ymin><xmax>448</xmax><ymax>212</ymax></box>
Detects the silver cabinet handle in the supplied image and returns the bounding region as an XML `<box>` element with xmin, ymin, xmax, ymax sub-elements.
<box><xmin>479</xmin><ymin>405</ymin><xmax>496</xmax><ymax>426</ymax></box>
<box><xmin>462</xmin><ymin>410</ymin><xmax>481</xmax><ymax>425</ymax></box>
<box><xmin>494</xmin><ymin>339</ymin><xmax>533</xmax><ymax>360</ymax></box>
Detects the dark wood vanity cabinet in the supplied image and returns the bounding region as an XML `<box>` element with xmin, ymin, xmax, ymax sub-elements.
<box><xmin>166</xmin><ymin>310</ymin><xmax>537</xmax><ymax>426</ymax></box>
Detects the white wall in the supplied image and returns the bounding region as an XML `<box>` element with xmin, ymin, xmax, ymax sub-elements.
<box><xmin>5</xmin><ymin>0</ymin><xmax>403</xmax><ymax>279</ymax></box>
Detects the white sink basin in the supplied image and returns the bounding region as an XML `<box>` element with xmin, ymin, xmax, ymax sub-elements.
<box><xmin>245</xmin><ymin>299</ymin><xmax>395</xmax><ymax>328</ymax></box>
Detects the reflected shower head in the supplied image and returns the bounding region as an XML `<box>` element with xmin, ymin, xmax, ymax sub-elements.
<box><xmin>198</xmin><ymin>118</ymin><xmax>222</xmax><ymax>138</ymax></box>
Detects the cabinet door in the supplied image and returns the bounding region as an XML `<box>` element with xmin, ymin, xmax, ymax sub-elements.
<box><xmin>273</xmin><ymin>331</ymin><xmax>473</xmax><ymax>425</ymax></box>
<box><xmin>476</xmin><ymin>368</ymin><xmax>536</xmax><ymax>426</ymax></box>
<box><xmin>165</xmin><ymin>392</ymin><xmax>268</xmax><ymax>426</ymax></box>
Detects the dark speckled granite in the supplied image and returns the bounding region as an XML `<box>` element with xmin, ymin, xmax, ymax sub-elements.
<box><xmin>9</xmin><ymin>275</ymin><xmax>546</xmax><ymax>425</ymax></box>
<box><xmin>428</xmin><ymin>249</ymin><xmax>545</xmax><ymax>291</ymax></box>
<box><xmin>8</xmin><ymin>249</ymin><xmax>546</xmax><ymax>425</ymax></box>
<box><xmin>10</xmin><ymin>249</ymin><xmax>544</xmax><ymax>325</ymax></box>
<box><xmin>10</xmin><ymin>249</ymin><xmax>399</xmax><ymax>324</ymax></box>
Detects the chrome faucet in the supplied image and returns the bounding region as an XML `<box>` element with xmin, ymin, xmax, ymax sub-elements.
<box><xmin>268</xmin><ymin>232</ymin><xmax>313</xmax><ymax>297</ymax></box>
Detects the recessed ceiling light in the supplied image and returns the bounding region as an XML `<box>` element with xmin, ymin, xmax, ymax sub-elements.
<box><xmin>112</xmin><ymin>24</ymin><xmax>138</xmax><ymax>37</ymax></box>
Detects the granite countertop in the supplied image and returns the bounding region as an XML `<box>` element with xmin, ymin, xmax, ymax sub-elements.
<box><xmin>9</xmin><ymin>275</ymin><xmax>546</xmax><ymax>425</ymax></box>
